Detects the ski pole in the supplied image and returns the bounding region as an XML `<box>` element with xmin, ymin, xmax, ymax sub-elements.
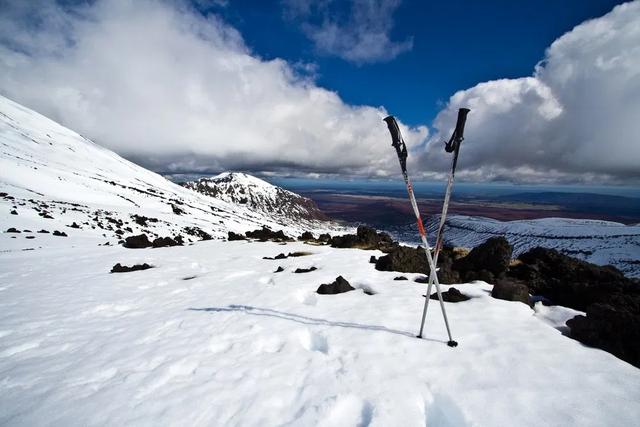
<box><xmin>419</xmin><ymin>108</ymin><xmax>470</xmax><ymax>338</ymax></box>
<box><xmin>383</xmin><ymin>116</ymin><xmax>458</xmax><ymax>347</ymax></box>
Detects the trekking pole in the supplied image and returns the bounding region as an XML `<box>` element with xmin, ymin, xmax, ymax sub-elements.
<box><xmin>419</xmin><ymin>108</ymin><xmax>470</xmax><ymax>338</ymax></box>
<box><xmin>383</xmin><ymin>116</ymin><xmax>458</xmax><ymax>347</ymax></box>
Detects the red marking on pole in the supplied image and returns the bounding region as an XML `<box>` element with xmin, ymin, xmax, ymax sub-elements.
<box><xmin>417</xmin><ymin>217</ymin><xmax>426</xmax><ymax>237</ymax></box>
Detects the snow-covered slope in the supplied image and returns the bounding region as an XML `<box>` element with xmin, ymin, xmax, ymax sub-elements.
<box><xmin>0</xmin><ymin>95</ymin><xmax>336</xmax><ymax>251</ymax></box>
<box><xmin>1</xmin><ymin>240</ymin><xmax>639</xmax><ymax>426</ymax></box>
<box><xmin>182</xmin><ymin>172</ymin><xmax>329</xmax><ymax>222</ymax></box>
<box><xmin>426</xmin><ymin>215</ymin><xmax>640</xmax><ymax>277</ymax></box>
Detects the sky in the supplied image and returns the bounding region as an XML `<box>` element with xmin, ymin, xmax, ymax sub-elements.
<box><xmin>0</xmin><ymin>0</ymin><xmax>638</xmax><ymax>184</ymax></box>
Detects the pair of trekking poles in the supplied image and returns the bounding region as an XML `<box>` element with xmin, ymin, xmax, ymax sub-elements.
<box><xmin>384</xmin><ymin>108</ymin><xmax>470</xmax><ymax>347</ymax></box>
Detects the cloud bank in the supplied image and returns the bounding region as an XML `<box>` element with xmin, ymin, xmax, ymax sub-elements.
<box><xmin>0</xmin><ymin>0</ymin><xmax>638</xmax><ymax>184</ymax></box>
<box><xmin>282</xmin><ymin>0</ymin><xmax>413</xmax><ymax>64</ymax></box>
<box><xmin>419</xmin><ymin>1</ymin><xmax>640</xmax><ymax>184</ymax></box>
<box><xmin>0</xmin><ymin>0</ymin><xmax>425</xmax><ymax>177</ymax></box>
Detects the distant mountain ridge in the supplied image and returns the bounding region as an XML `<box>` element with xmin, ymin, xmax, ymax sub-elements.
<box><xmin>181</xmin><ymin>172</ymin><xmax>329</xmax><ymax>222</ymax></box>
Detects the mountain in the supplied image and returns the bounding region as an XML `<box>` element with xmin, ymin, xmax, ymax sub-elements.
<box><xmin>181</xmin><ymin>172</ymin><xmax>329</xmax><ymax>222</ymax></box>
<box><xmin>420</xmin><ymin>215</ymin><xmax>640</xmax><ymax>277</ymax></box>
<box><xmin>0</xmin><ymin>95</ymin><xmax>334</xmax><ymax>251</ymax></box>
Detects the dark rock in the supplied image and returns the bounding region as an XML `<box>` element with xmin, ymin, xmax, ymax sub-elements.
<box><xmin>6</xmin><ymin>227</ymin><xmax>21</xmax><ymax>233</ymax></box>
<box><xmin>10</xmin><ymin>210</ymin><xmax>17</xmax><ymax>215</ymax></box>
<box><xmin>369</xmin><ymin>256</ymin><xmax>377</xmax><ymax>264</ymax></box>
<box><xmin>429</xmin><ymin>287</ymin><xmax>471</xmax><ymax>303</ymax></box>
<box><xmin>453</xmin><ymin>237</ymin><xmax>512</xmax><ymax>277</ymax></box>
<box><xmin>376</xmin><ymin>246</ymin><xmax>428</xmax><ymax>274</ymax></box>
<box><xmin>317</xmin><ymin>233</ymin><xmax>331</xmax><ymax>243</ymax></box>
<box><xmin>299</xmin><ymin>231</ymin><xmax>315</xmax><ymax>241</ymax></box>
<box><xmin>171</xmin><ymin>204</ymin><xmax>185</xmax><ymax>215</ymax></box>
<box><xmin>330</xmin><ymin>225</ymin><xmax>397</xmax><ymax>252</ymax></box>
<box><xmin>52</xmin><ymin>230</ymin><xmax>67</xmax><ymax>237</ymax></box>
<box><xmin>68</xmin><ymin>222</ymin><xmax>81</xmax><ymax>229</ymax></box>
<box><xmin>23</xmin><ymin>229</ymin><xmax>32</xmax><ymax>232</ymax></box>
<box><xmin>294</xmin><ymin>267</ymin><xmax>317</xmax><ymax>273</ymax></box>
<box><xmin>123</xmin><ymin>234</ymin><xmax>152</xmax><ymax>248</ymax></box>
<box><xmin>462</xmin><ymin>269</ymin><xmax>495</xmax><ymax>283</ymax></box>
<box><xmin>317</xmin><ymin>276</ymin><xmax>355</xmax><ymax>295</ymax></box>
<box><xmin>152</xmin><ymin>236</ymin><xmax>182</xmax><ymax>248</ymax></box>
<box><xmin>228</xmin><ymin>231</ymin><xmax>246</xmax><ymax>241</ymax></box>
<box><xmin>110</xmin><ymin>263</ymin><xmax>153</xmax><ymax>273</ymax></box>
<box><xmin>25</xmin><ymin>236</ymin><xmax>35</xmax><ymax>239</ymax></box>
<box><xmin>245</xmin><ymin>227</ymin><xmax>292</xmax><ymax>242</ymax></box>
<box><xmin>376</xmin><ymin>245</ymin><xmax>459</xmax><ymax>284</ymax></box>
<box><xmin>566</xmin><ymin>296</ymin><xmax>640</xmax><ymax>368</ymax></box>
<box><xmin>274</xmin><ymin>266</ymin><xmax>284</xmax><ymax>273</ymax></box>
<box><xmin>491</xmin><ymin>280</ymin><xmax>530</xmax><ymax>305</ymax></box>
<box><xmin>131</xmin><ymin>214</ymin><xmax>158</xmax><ymax>227</ymax></box>
<box><xmin>288</xmin><ymin>251</ymin><xmax>311</xmax><ymax>257</ymax></box>
<box><xmin>393</xmin><ymin>276</ymin><xmax>408</xmax><ymax>281</ymax></box>
<box><xmin>37</xmin><ymin>229</ymin><xmax>49</xmax><ymax>233</ymax></box>
<box><xmin>510</xmin><ymin>247</ymin><xmax>635</xmax><ymax>311</ymax></box>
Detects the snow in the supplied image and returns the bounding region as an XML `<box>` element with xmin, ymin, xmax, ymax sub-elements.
<box><xmin>1</xmin><ymin>239</ymin><xmax>639</xmax><ymax>426</ymax></box>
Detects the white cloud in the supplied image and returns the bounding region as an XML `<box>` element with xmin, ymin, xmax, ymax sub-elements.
<box><xmin>419</xmin><ymin>1</ymin><xmax>640</xmax><ymax>184</ymax></box>
<box><xmin>0</xmin><ymin>0</ymin><xmax>426</xmax><ymax>177</ymax></box>
<box><xmin>282</xmin><ymin>0</ymin><xmax>412</xmax><ymax>64</ymax></box>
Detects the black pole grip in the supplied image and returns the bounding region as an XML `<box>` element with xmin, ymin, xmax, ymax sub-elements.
<box><xmin>454</xmin><ymin>108</ymin><xmax>470</xmax><ymax>141</ymax></box>
<box><xmin>383</xmin><ymin>115</ymin><xmax>408</xmax><ymax>173</ymax></box>
<box><xmin>383</xmin><ymin>116</ymin><xmax>402</xmax><ymax>147</ymax></box>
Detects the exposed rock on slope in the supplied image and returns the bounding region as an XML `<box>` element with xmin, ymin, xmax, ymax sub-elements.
<box><xmin>182</xmin><ymin>172</ymin><xmax>329</xmax><ymax>222</ymax></box>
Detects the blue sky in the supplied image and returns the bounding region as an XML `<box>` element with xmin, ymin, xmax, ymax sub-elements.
<box><xmin>210</xmin><ymin>0</ymin><xmax>625</xmax><ymax>125</ymax></box>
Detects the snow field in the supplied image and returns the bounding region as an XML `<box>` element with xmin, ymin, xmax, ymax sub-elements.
<box><xmin>1</xmin><ymin>240</ymin><xmax>639</xmax><ymax>426</ymax></box>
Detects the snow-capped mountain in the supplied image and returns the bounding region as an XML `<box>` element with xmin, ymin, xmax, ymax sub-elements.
<box><xmin>423</xmin><ymin>215</ymin><xmax>640</xmax><ymax>277</ymax></box>
<box><xmin>181</xmin><ymin>172</ymin><xmax>328</xmax><ymax>222</ymax></box>
<box><xmin>0</xmin><ymin>95</ymin><xmax>335</xmax><ymax>251</ymax></box>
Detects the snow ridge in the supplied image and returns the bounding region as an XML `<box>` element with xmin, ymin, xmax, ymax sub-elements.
<box><xmin>182</xmin><ymin>172</ymin><xmax>329</xmax><ymax>223</ymax></box>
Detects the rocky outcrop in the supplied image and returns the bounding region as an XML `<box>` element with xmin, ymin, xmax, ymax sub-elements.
<box><xmin>245</xmin><ymin>227</ymin><xmax>293</xmax><ymax>242</ymax></box>
<box><xmin>453</xmin><ymin>237</ymin><xmax>512</xmax><ymax>282</ymax></box>
<box><xmin>110</xmin><ymin>263</ymin><xmax>153</xmax><ymax>273</ymax></box>
<box><xmin>317</xmin><ymin>276</ymin><xmax>355</xmax><ymax>295</ymax></box>
<box><xmin>508</xmin><ymin>247</ymin><xmax>635</xmax><ymax>311</ymax></box>
<box><xmin>491</xmin><ymin>280</ymin><xmax>530</xmax><ymax>305</ymax></box>
<box><xmin>566</xmin><ymin>296</ymin><xmax>640</xmax><ymax>368</ymax></box>
<box><xmin>429</xmin><ymin>287</ymin><xmax>470</xmax><ymax>303</ymax></box>
<box><xmin>330</xmin><ymin>225</ymin><xmax>397</xmax><ymax>252</ymax></box>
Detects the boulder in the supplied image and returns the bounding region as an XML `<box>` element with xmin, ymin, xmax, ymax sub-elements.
<box><xmin>245</xmin><ymin>227</ymin><xmax>292</xmax><ymax>242</ymax></box>
<box><xmin>566</xmin><ymin>296</ymin><xmax>640</xmax><ymax>368</ymax></box>
<box><xmin>491</xmin><ymin>280</ymin><xmax>530</xmax><ymax>305</ymax></box>
<box><xmin>317</xmin><ymin>276</ymin><xmax>355</xmax><ymax>295</ymax></box>
<box><xmin>369</xmin><ymin>256</ymin><xmax>377</xmax><ymax>264</ymax></box>
<box><xmin>393</xmin><ymin>276</ymin><xmax>408</xmax><ymax>281</ymax></box>
<box><xmin>6</xmin><ymin>227</ymin><xmax>20</xmax><ymax>233</ymax></box>
<box><xmin>453</xmin><ymin>237</ymin><xmax>512</xmax><ymax>278</ymax></box>
<box><xmin>123</xmin><ymin>234</ymin><xmax>152</xmax><ymax>248</ymax></box>
<box><xmin>110</xmin><ymin>263</ymin><xmax>153</xmax><ymax>273</ymax></box>
<box><xmin>376</xmin><ymin>245</ymin><xmax>459</xmax><ymax>284</ymax></box>
<box><xmin>227</xmin><ymin>231</ymin><xmax>246</xmax><ymax>241</ymax></box>
<box><xmin>510</xmin><ymin>247</ymin><xmax>635</xmax><ymax>311</ymax></box>
<box><xmin>298</xmin><ymin>231</ymin><xmax>315</xmax><ymax>241</ymax></box>
<box><xmin>429</xmin><ymin>287</ymin><xmax>470</xmax><ymax>303</ymax></box>
<box><xmin>152</xmin><ymin>236</ymin><xmax>183</xmax><ymax>248</ymax></box>
<box><xmin>52</xmin><ymin>230</ymin><xmax>68</xmax><ymax>237</ymax></box>
<box><xmin>330</xmin><ymin>225</ymin><xmax>397</xmax><ymax>252</ymax></box>
<box><xmin>376</xmin><ymin>246</ymin><xmax>428</xmax><ymax>274</ymax></box>
<box><xmin>317</xmin><ymin>233</ymin><xmax>331</xmax><ymax>243</ymax></box>
<box><xmin>274</xmin><ymin>266</ymin><xmax>284</xmax><ymax>273</ymax></box>
<box><xmin>294</xmin><ymin>267</ymin><xmax>317</xmax><ymax>273</ymax></box>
